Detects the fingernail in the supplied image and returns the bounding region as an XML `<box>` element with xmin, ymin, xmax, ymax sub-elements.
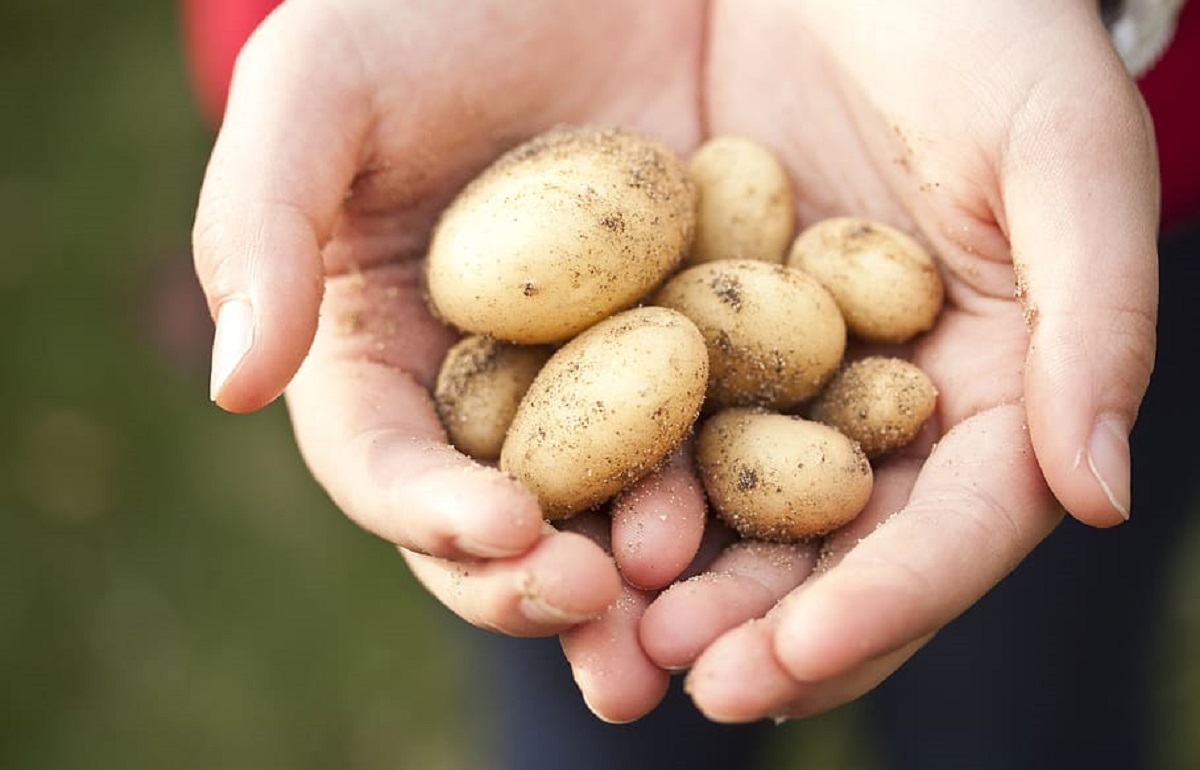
<box><xmin>209</xmin><ymin>298</ymin><xmax>254</xmax><ymax>401</ymax></box>
<box><xmin>518</xmin><ymin>571</ymin><xmax>596</xmax><ymax>625</ymax></box>
<box><xmin>1087</xmin><ymin>416</ymin><xmax>1131</xmax><ymax>520</ymax></box>
<box><xmin>453</xmin><ymin>532</ymin><xmax>526</xmax><ymax>560</ymax></box>
<box><xmin>519</xmin><ymin>595</ymin><xmax>596</xmax><ymax>625</ymax></box>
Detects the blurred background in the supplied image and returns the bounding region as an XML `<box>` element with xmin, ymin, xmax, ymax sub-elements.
<box><xmin>3</xmin><ymin>1</ymin><xmax>1200</xmax><ymax>768</ymax></box>
<box><xmin>1</xmin><ymin>1</ymin><xmax>474</xmax><ymax>767</ymax></box>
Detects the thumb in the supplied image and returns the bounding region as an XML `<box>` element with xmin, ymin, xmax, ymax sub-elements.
<box><xmin>1005</xmin><ymin>35</ymin><xmax>1159</xmax><ymax>527</ymax></box>
<box><xmin>192</xmin><ymin>3</ymin><xmax>370</xmax><ymax>412</ymax></box>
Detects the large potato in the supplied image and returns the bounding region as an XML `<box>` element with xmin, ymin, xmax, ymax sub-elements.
<box><xmin>426</xmin><ymin>125</ymin><xmax>697</xmax><ymax>344</ymax></box>
<box><xmin>686</xmin><ymin>136</ymin><xmax>795</xmax><ymax>266</ymax></box>
<box><xmin>500</xmin><ymin>306</ymin><xmax>709</xmax><ymax>520</ymax></box>
<box><xmin>787</xmin><ymin>216</ymin><xmax>944</xmax><ymax>343</ymax></box>
<box><xmin>653</xmin><ymin>259</ymin><xmax>846</xmax><ymax>411</ymax></box>
<box><xmin>696</xmin><ymin>408</ymin><xmax>873</xmax><ymax>542</ymax></box>
<box><xmin>434</xmin><ymin>335</ymin><xmax>554</xmax><ymax>462</ymax></box>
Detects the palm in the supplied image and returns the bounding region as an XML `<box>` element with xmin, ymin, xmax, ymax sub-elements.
<box><xmin>298</xmin><ymin>0</ymin><xmax>708</xmax><ymax>391</ymax></box>
<box><xmin>707</xmin><ymin>2</ymin><xmax>1038</xmax><ymax>475</ymax></box>
<box><xmin>543</xmin><ymin>4</ymin><xmax>1052</xmax><ymax>719</ymax></box>
<box><xmin>321</xmin><ymin>0</ymin><xmax>705</xmax><ymax>265</ymax></box>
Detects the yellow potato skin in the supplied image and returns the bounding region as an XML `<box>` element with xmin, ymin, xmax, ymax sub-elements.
<box><xmin>653</xmin><ymin>259</ymin><xmax>846</xmax><ymax>411</ymax></box>
<box><xmin>500</xmin><ymin>306</ymin><xmax>709</xmax><ymax>520</ymax></box>
<box><xmin>809</xmin><ymin>356</ymin><xmax>938</xmax><ymax>458</ymax></box>
<box><xmin>696</xmin><ymin>408</ymin><xmax>873</xmax><ymax>542</ymax></box>
<box><xmin>434</xmin><ymin>335</ymin><xmax>554</xmax><ymax>462</ymax></box>
<box><xmin>787</xmin><ymin>216</ymin><xmax>944</xmax><ymax>343</ymax></box>
<box><xmin>686</xmin><ymin>136</ymin><xmax>795</xmax><ymax>266</ymax></box>
<box><xmin>426</xmin><ymin>126</ymin><xmax>696</xmax><ymax>344</ymax></box>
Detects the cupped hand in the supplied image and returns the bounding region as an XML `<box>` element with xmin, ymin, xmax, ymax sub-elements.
<box><xmin>636</xmin><ymin>0</ymin><xmax>1159</xmax><ymax>722</ymax></box>
<box><xmin>192</xmin><ymin>0</ymin><xmax>709</xmax><ymax>638</ymax></box>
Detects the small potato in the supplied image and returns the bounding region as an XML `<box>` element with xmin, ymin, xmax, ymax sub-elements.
<box><xmin>809</xmin><ymin>356</ymin><xmax>938</xmax><ymax>458</ymax></box>
<box><xmin>434</xmin><ymin>335</ymin><xmax>554</xmax><ymax>461</ymax></box>
<box><xmin>686</xmin><ymin>136</ymin><xmax>795</xmax><ymax>266</ymax></box>
<box><xmin>696</xmin><ymin>408</ymin><xmax>873</xmax><ymax>542</ymax></box>
<box><xmin>500</xmin><ymin>306</ymin><xmax>708</xmax><ymax>520</ymax></box>
<box><xmin>653</xmin><ymin>259</ymin><xmax>845</xmax><ymax>411</ymax></box>
<box><xmin>426</xmin><ymin>125</ymin><xmax>696</xmax><ymax>344</ymax></box>
<box><xmin>787</xmin><ymin>216</ymin><xmax>944</xmax><ymax>343</ymax></box>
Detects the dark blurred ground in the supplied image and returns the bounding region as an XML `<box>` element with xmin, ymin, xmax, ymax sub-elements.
<box><xmin>2</xmin><ymin>2</ymin><xmax>1199</xmax><ymax>769</ymax></box>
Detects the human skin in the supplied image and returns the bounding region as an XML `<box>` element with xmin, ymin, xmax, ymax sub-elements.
<box><xmin>192</xmin><ymin>0</ymin><xmax>1158</xmax><ymax>724</ymax></box>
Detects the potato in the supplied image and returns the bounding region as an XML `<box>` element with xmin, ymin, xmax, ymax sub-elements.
<box><xmin>787</xmin><ymin>216</ymin><xmax>944</xmax><ymax>343</ymax></box>
<box><xmin>809</xmin><ymin>356</ymin><xmax>938</xmax><ymax>459</ymax></box>
<box><xmin>653</xmin><ymin>259</ymin><xmax>845</xmax><ymax>411</ymax></box>
<box><xmin>500</xmin><ymin>306</ymin><xmax>708</xmax><ymax>520</ymax></box>
<box><xmin>686</xmin><ymin>136</ymin><xmax>795</xmax><ymax>266</ymax></box>
<box><xmin>696</xmin><ymin>408</ymin><xmax>873</xmax><ymax>542</ymax></box>
<box><xmin>425</xmin><ymin>125</ymin><xmax>696</xmax><ymax>344</ymax></box>
<box><xmin>434</xmin><ymin>335</ymin><xmax>554</xmax><ymax>461</ymax></box>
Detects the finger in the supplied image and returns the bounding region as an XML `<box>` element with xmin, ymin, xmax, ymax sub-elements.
<box><xmin>680</xmin><ymin>458</ymin><xmax>928</xmax><ymax>722</ymax></box>
<box><xmin>403</xmin><ymin>529</ymin><xmax>621</xmax><ymax>637</ymax></box>
<box><xmin>811</xmin><ymin>454</ymin><xmax>925</xmax><ymax>573</ymax></box>
<box><xmin>610</xmin><ymin>443</ymin><xmax>707</xmax><ymax>590</ymax></box>
<box><xmin>558</xmin><ymin>511</ymin><xmax>678</xmax><ymax>722</ymax></box>
<box><xmin>684</xmin><ymin>616</ymin><xmax>930</xmax><ymax>723</ymax></box>
<box><xmin>639</xmin><ymin>540</ymin><xmax>816</xmax><ymax>671</ymax></box>
<box><xmin>639</xmin><ymin>446</ymin><xmax>918</xmax><ymax>672</ymax></box>
<box><xmin>772</xmin><ymin>403</ymin><xmax>1062</xmax><ymax>685</ymax></box>
<box><xmin>193</xmin><ymin>3</ymin><xmax>372</xmax><ymax>412</ymax></box>
<box><xmin>284</xmin><ymin>263</ymin><xmax>546</xmax><ymax>561</ymax></box>
<box><xmin>1002</xmin><ymin>23</ymin><xmax>1159</xmax><ymax>526</ymax></box>
<box><xmin>560</xmin><ymin>585</ymin><xmax>670</xmax><ymax>724</ymax></box>
<box><xmin>679</xmin><ymin>514</ymin><xmax>742</xmax><ymax>581</ymax></box>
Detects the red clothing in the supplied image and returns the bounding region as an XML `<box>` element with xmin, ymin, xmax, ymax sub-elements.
<box><xmin>1139</xmin><ymin>1</ymin><xmax>1200</xmax><ymax>227</ymax></box>
<box><xmin>181</xmin><ymin>0</ymin><xmax>280</xmax><ymax>127</ymax></box>
<box><xmin>181</xmin><ymin>0</ymin><xmax>1200</xmax><ymax>228</ymax></box>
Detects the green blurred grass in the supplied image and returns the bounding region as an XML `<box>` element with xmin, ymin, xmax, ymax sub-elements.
<box><xmin>0</xmin><ymin>2</ymin><xmax>470</xmax><ymax>768</ymax></box>
<box><xmin>2</xmin><ymin>2</ymin><xmax>1199</xmax><ymax>769</ymax></box>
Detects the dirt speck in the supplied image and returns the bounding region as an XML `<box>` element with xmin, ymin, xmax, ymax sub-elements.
<box><xmin>736</xmin><ymin>466</ymin><xmax>759</xmax><ymax>491</ymax></box>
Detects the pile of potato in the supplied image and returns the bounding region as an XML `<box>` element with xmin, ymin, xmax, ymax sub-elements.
<box><xmin>427</xmin><ymin>126</ymin><xmax>941</xmax><ymax>543</ymax></box>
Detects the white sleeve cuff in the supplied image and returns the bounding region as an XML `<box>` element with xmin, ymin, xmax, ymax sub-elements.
<box><xmin>1106</xmin><ymin>0</ymin><xmax>1188</xmax><ymax>75</ymax></box>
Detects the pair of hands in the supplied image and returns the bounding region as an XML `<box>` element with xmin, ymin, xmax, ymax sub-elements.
<box><xmin>193</xmin><ymin>0</ymin><xmax>1159</xmax><ymax>723</ymax></box>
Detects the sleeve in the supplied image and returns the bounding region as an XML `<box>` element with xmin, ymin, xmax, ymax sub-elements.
<box><xmin>1102</xmin><ymin>0</ymin><xmax>1189</xmax><ymax>75</ymax></box>
<box><xmin>181</xmin><ymin>0</ymin><xmax>283</xmax><ymax>126</ymax></box>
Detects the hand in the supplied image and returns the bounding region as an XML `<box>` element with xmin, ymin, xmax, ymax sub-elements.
<box><xmin>191</xmin><ymin>0</ymin><xmax>709</xmax><ymax>639</ymax></box>
<box><xmin>593</xmin><ymin>0</ymin><xmax>1157</xmax><ymax>722</ymax></box>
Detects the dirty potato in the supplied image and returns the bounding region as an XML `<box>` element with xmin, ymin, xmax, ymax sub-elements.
<box><xmin>696</xmin><ymin>408</ymin><xmax>873</xmax><ymax>542</ymax></box>
<box><xmin>653</xmin><ymin>259</ymin><xmax>846</xmax><ymax>411</ymax></box>
<box><xmin>500</xmin><ymin>306</ymin><xmax>709</xmax><ymax>520</ymax></box>
<box><xmin>686</xmin><ymin>136</ymin><xmax>795</xmax><ymax>266</ymax></box>
<box><xmin>809</xmin><ymin>356</ymin><xmax>938</xmax><ymax>459</ymax></box>
<box><xmin>426</xmin><ymin>125</ymin><xmax>696</xmax><ymax>344</ymax></box>
<box><xmin>787</xmin><ymin>216</ymin><xmax>944</xmax><ymax>343</ymax></box>
<box><xmin>434</xmin><ymin>335</ymin><xmax>554</xmax><ymax>461</ymax></box>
